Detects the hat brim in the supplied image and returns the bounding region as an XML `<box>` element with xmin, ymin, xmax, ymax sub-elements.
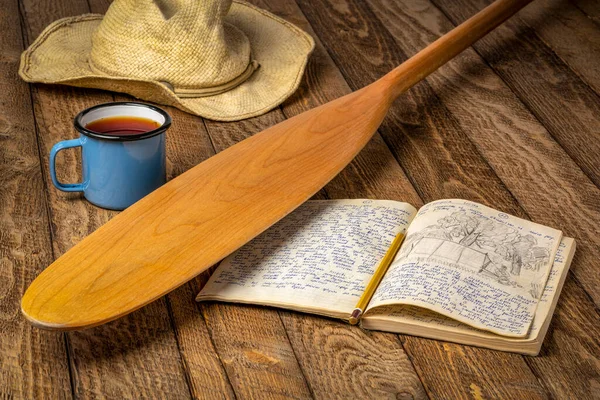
<box><xmin>19</xmin><ymin>1</ymin><xmax>315</xmax><ymax>121</ymax></box>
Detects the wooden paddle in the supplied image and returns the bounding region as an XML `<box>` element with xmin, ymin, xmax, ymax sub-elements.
<box><xmin>22</xmin><ymin>0</ymin><xmax>534</xmax><ymax>330</ymax></box>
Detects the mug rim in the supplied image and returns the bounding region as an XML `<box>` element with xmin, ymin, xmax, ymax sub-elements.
<box><xmin>74</xmin><ymin>102</ymin><xmax>172</xmax><ymax>142</ymax></box>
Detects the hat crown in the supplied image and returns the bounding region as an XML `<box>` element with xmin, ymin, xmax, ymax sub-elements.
<box><xmin>89</xmin><ymin>0</ymin><xmax>252</xmax><ymax>90</ymax></box>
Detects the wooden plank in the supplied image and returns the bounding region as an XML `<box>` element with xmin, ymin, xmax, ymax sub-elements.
<box><xmin>280</xmin><ymin>312</ymin><xmax>429</xmax><ymax>399</ymax></box>
<box><xmin>174</xmin><ymin>111</ymin><xmax>313</xmax><ymax>399</ymax></box>
<box><xmin>293</xmin><ymin>0</ymin><xmax>583</xmax><ymax>398</ymax></box>
<box><xmin>569</xmin><ymin>0</ymin><xmax>600</xmax><ymax>24</ymax></box>
<box><xmin>87</xmin><ymin>0</ymin><xmax>111</xmax><ymax>13</ymax></box>
<box><xmin>431</xmin><ymin>0</ymin><xmax>600</xmax><ymax>304</ymax></box>
<box><xmin>432</xmin><ymin>0</ymin><xmax>600</xmax><ymax>188</ymax></box>
<box><xmin>254</xmin><ymin>3</ymin><xmax>428</xmax><ymax>397</ymax></box>
<box><xmin>519</xmin><ymin>0</ymin><xmax>600</xmax><ymax>94</ymax></box>
<box><xmin>0</xmin><ymin>1</ymin><xmax>72</xmax><ymax>398</ymax></box>
<box><xmin>164</xmin><ymin>285</ymin><xmax>236</xmax><ymax>399</ymax></box>
<box><xmin>196</xmin><ymin>3</ymin><xmax>429</xmax><ymax>395</ymax></box>
<box><xmin>198</xmin><ymin>302</ymin><xmax>314</xmax><ymax>399</ymax></box>
<box><xmin>399</xmin><ymin>337</ymin><xmax>547</xmax><ymax>400</ymax></box>
<box><xmin>341</xmin><ymin>0</ymin><xmax>600</xmax><ymax>397</ymax></box>
<box><xmin>155</xmin><ymin>115</ymin><xmax>237</xmax><ymax>399</ymax></box>
<box><xmin>87</xmin><ymin>2</ymin><xmax>313</xmax><ymax>397</ymax></box>
<box><xmin>19</xmin><ymin>0</ymin><xmax>192</xmax><ymax>398</ymax></box>
<box><xmin>113</xmin><ymin>94</ymin><xmax>236</xmax><ymax>399</ymax></box>
<box><xmin>366</xmin><ymin>0</ymin><xmax>600</xmax><ymax>291</ymax></box>
<box><xmin>288</xmin><ymin>0</ymin><xmax>553</xmax><ymax>398</ymax></box>
<box><xmin>529</xmin><ymin>276</ymin><xmax>600</xmax><ymax>397</ymax></box>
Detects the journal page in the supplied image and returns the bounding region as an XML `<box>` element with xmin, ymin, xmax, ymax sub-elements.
<box><xmin>363</xmin><ymin>237</ymin><xmax>574</xmax><ymax>345</ymax></box>
<box><xmin>367</xmin><ymin>199</ymin><xmax>562</xmax><ymax>337</ymax></box>
<box><xmin>197</xmin><ymin>199</ymin><xmax>416</xmax><ymax>317</ymax></box>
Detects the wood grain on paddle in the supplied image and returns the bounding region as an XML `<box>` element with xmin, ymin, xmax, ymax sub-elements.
<box><xmin>18</xmin><ymin>0</ymin><xmax>196</xmax><ymax>397</ymax></box>
<box><xmin>22</xmin><ymin>0</ymin><xmax>534</xmax><ymax>330</ymax></box>
<box><xmin>190</xmin><ymin>108</ymin><xmax>317</xmax><ymax>399</ymax></box>
<box><xmin>4</xmin><ymin>0</ymin><xmax>600</xmax><ymax>397</ymax></box>
<box><xmin>194</xmin><ymin>2</ymin><xmax>429</xmax><ymax>396</ymax></box>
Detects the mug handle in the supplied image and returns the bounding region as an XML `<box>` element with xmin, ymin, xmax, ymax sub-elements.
<box><xmin>50</xmin><ymin>139</ymin><xmax>86</xmax><ymax>192</ymax></box>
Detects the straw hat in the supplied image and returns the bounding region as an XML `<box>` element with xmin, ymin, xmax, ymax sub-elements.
<box><xmin>19</xmin><ymin>0</ymin><xmax>315</xmax><ymax>121</ymax></box>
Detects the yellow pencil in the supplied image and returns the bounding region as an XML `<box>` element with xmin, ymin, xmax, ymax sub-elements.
<box><xmin>349</xmin><ymin>230</ymin><xmax>406</xmax><ymax>325</ymax></box>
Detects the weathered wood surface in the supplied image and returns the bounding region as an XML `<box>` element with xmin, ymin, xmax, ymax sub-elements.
<box><xmin>519</xmin><ymin>0</ymin><xmax>600</xmax><ymax>94</ymax></box>
<box><xmin>295</xmin><ymin>0</ymin><xmax>557</xmax><ymax>398</ymax></box>
<box><xmin>17</xmin><ymin>0</ymin><xmax>199</xmax><ymax>397</ymax></box>
<box><xmin>1</xmin><ymin>0</ymin><xmax>72</xmax><ymax>398</ymax></box>
<box><xmin>571</xmin><ymin>0</ymin><xmax>600</xmax><ymax>23</ymax></box>
<box><xmin>434</xmin><ymin>0</ymin><xmax>600</xmax><ymax>189</ymax></box>
<box><xmin>2</xmin><ymin>0</ymin><xmax>599</xmax><ymax>398</ymax></box>
<box><xmin>356</xmin><ymin>0</ymin><xmax>600</xmax><ymax>398</ymax></box>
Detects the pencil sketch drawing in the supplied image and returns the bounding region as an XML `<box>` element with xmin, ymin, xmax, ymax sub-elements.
<box><xmin>399</xmin><ymin>210</ymin><xmax>552</xmax><ymax>297</ymax></box>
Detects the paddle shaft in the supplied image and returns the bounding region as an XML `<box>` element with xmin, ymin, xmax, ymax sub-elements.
<box><xmin>381</xmin><ymin>0</ymin><xmax>533</xmax><ymax>100</ymax></box>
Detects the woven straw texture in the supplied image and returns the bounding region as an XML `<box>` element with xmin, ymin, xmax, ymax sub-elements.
<box><xmin>19</xmin><ymin>0</ymin><xmax>315</xmax><ymax>121</ymax></box>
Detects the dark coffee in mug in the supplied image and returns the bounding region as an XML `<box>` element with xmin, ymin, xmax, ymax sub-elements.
<box><xmin>85</xmin><ymin>116</ymin><xmax>161</xmax><ymax>136</ymax></box>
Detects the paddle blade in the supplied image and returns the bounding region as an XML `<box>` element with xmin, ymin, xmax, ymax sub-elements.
<box><xmin>22</xmin><ymin>86</ymin><xmax>391</xmax><ymax>330</ymax></box>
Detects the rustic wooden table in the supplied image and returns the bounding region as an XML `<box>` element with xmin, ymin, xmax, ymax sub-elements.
<box><xmin>3</xmin><ymin>0</ymin><xmax>599</xmax><ymax>398</ymax></box>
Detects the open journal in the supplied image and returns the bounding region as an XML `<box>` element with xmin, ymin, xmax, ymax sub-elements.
<box><xmin>196</xmin><ymin>199</ymin><xmax>575</xmax><ymax>355</ymax></box>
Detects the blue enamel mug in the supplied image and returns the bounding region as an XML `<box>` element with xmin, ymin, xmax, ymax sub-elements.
<box><xmin>50</xmin><ymin>102</ymin><xmax>171</xmax><ymax>210</ymax></box>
